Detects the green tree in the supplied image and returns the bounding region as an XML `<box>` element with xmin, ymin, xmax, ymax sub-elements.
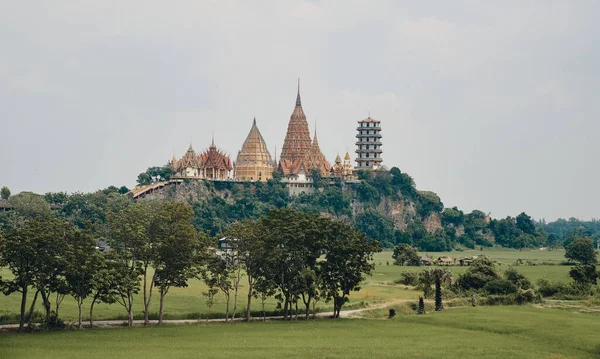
<box><xmin>107</xmin><ymin>203</ymin><xmax>153</xmax><ymax>324</ymax></box>
<box><xmin>149</xmin><ymin>202</ymin><xmax>204</xmax><ymax>324</ymax></box>
<box><xmin>227</xmin><ymin>220</ymin><xmax>267</xmax><ymax>321</ymax></box>
<box><xmin>202</xmin><ymin>255</ymin><xmax>234</xmax><ymax>321</ymax></box>
<box><xmin>565</xmin><ymin>237</ymin><xmax>597</xmax><ymax>265</ymax></box>
<box><xmin>88</xmin><ymin>256</ymin><xmax>122</xmax><ymax>328</ymax></box>
<box><xmin>392</xmin><ymin>244</ymin><xmax>421</xmax><ymax>266</ymax></box>
<box><xmin>64</xmin><ymin>230</ymin><xmax>101</xmax><ymax>329</ymax></box>
<box><xmin>569</xmin><ymin>264</ymin><xmax>598</xmax><ymax>289</ymax></box>
<box><xmin>137</xmin><ymin>172</ymin><xmax>152</xmax><ymax>186</ymax></box>
<box><xmin>516</xmin><ymin>212</ymin><xmax>536</xmax><ymax>235</ymax></box>
<box><xmin>7</xmin><ymin>192</ymin><xmax>51</xmax><ymax>221</ymax></box>
<box><xmin>319</xmin><ymin>220</ymin><xmax>381</xmax><ymax>318</ymax></box>
<box><xmin>456</xmin><ymin>255</ymin><xmax>500</xmax><ymax>291</ymax></box>
<box><xmin>28</xmin><ymin>218</ymin><xmax>73</xmax><ymax>322</ymax></box>
<box><xmin>0</xmin><ymin>225</ymin><xmax>37</xmax><ymax>331</ymax></box>
<box><xmin>0</xmin><ymin>186</ymin><xmax>10</xmax><ymax>200</ymax></box>
<box><xmin>418</xmin><ymin>269</ymin><xmax>435</xmax><ymax>298</ymax></box>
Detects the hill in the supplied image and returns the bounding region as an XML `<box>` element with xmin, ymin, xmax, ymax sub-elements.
<box><xmin>132</xmin><ymin>166</ymin><xmax>547</xmax><ymax>250</ymax></box>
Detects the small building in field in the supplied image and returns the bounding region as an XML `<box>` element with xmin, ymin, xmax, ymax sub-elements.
<box><xmin>421</xmin><ymin>256</ymin><xmax>434</xmax><ymax>265</ymax></box>
<box><xmin>437</xmin><ymin>257</ymin><xmax>454</xmax><ymax>265</ymax></box>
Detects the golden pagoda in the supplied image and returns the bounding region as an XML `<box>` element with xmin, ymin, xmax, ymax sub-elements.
<box><xmin>199</xmin><ymin>139</ymin><xmax>233</xmax><ymax>180</ymax></box>
<box><xmin>302</xmin><ymin>133</ymin><xmax>331</xmax><ymax>175</ymax></box>
<box><xmin>343</xmin><ymin>151</ymin><xmax>354</xmax><ymax>177</ymax></box>
<box><xmin>279</xmin><ymin>81</ymin><xmax>312</xmax><ymax>175</ymax></box>
<box><xmin>332</xmin><ymin>153</ymin><xmax>344</xmax><ymax>177</ymax></box>
<box><xmin>234</xmin><ymin>118</ymin><xmax>274</xmax><ymax>181</ymax></box>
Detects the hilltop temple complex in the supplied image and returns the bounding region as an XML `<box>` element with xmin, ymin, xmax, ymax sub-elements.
<box><xmin>159</xmin><ymin>81</ymin><xmax>383</xmax><ymax>195</ymax></box>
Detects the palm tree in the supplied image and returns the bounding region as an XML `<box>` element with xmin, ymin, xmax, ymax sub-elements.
<box><xmin>431</xmin><ymin>268</ymin><xmax>452</xmax><ymax>311</ymax></box>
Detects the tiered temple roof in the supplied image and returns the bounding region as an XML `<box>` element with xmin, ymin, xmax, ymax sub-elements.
<box><xmin>279</xmin><ymin>83</ymin><xmax>312</xmax><ymax>175</ymax></box>
<box><xmin>303</xmin><ymin>133</ymin><xmax>331</xmax><ymax>175</ymax></box>
<box><xmin>170</xmin><ymin>145</ymin><xmax>202</xmax><ymax>177</ymax></box>
<box><xmin>234</xmin><ymin>118</ymin><xmax>274</xmax><ymax>181</ymax></box>
<box><xmin>199</xmin><ymin>140</ymin><xmax>233</xmax><ymax>174</ymax></box>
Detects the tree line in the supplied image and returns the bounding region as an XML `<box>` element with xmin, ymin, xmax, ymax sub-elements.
<box><xmin>0</xmin><ymin>195</ymin><xmax>379</xmax><ymax>332</ymax></box>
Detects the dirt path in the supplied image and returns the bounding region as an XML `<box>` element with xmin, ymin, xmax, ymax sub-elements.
<box><xmin>0</xmin><ymin>299</ymin><xmax>411</xmax><ymax>331</ymax></box>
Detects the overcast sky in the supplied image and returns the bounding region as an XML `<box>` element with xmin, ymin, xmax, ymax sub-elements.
<box><xmin>1</xmin><ymin>1</ymin><xmax>598</xmax><ymax>221</ymax></box>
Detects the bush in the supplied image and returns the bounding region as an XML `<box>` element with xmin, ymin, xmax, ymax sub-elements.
<box><xmin>394</xmin><ymin>271</ymin><xmax>419</xmax><ymax>286</ymax></box>
<box><xmin>536</xmin><ymin>279</ymin><xmax>586</xmax><ymax>299</ymax></box>
<box><xmin>481</xmin><ymin>291</ymin><xmax>541</xmax><ymax>306</ymax></box>
<box><xmin>504</xmin><ymin>267</ymin><xmax>533</xmax><ymax>290</ymax></box>
<box><xmin>42</xmin><ymin>314</ymin><xmax>65</xmax><ymax>330</ymax></box>
<box><xmin>484</xmin><ymin>279</ymin><xmax>517</xmax><ymax>295</ymax></box>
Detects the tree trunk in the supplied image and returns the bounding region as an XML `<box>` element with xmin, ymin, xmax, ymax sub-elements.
<box><xmin>294</xmin><ymin>301</ymin><xmax>299</xmax><ymax>320</ymax></box>
<box><xmin>225</xmin><ymin>294</ymin><xmax>230</xmax><ymax>322</ymax></box>
<box><xmin>246</xmin><ymin>275</ymin><xmax>253</xmax><ymax>321</ymax></box>
<box><xmin>128</xmin><ymin>308</ymin><xmax>133</xmax><ymax>327</ymax></box>
<box><xmin>27</xmin><ymin>289</ymin><xmax>39</xmax><ymax>327</ymax></box>
<box><xmin>18</xmin><ymin>287</ymin><xmax>28</xmax><ymax>332</ymax></box>
<box><xmin>89</xmin><ymin>298</ymin><xmax>96</xmax><ymax>328</ymax></box>
<box><xmin>144</xmin><ymin>269</ymin><xmax>156</xmax><ymax>325</ymax></box>
<box><xmin>232</xmin><ymin>283</ymin><xmax>239</xmax><ymax>320</ymax></box>
<box><xmin>261</xmin><ymin>297</ymin><xmax>266</xmax><ymax>322</ymax></box>
<box><xmin>40</xmin><ymin>290</ymin><xmax>51</xmax><ymax>320</ymax></box>
<box><xmin>127</xmin><ymin>293</ymin><xmax>134</xmax><ymax>327</ymax></box>
<box><xmin>283</xmin><ymin>296</ymin><xmax>288</xmax><ymax>320</ymax></box>
<box><xmin>158</xmin><ymin>289</ymin><xmax>166</xmax><ymax>325</ymax></box>
<box><xmin>77</xmin><ymin>299</ymin><xmax>83</xmax><ymax>329</ymax></box>
<box><xmin>435</xmin><ymin>280</ymin><xmax>443</xmax><ymax>311</ymax></box>
<box><xmin>305</xmin><ymin>302</ymin><xmax>310</xmax><ymax>320</ymax></box>
<box><xmin>143</xmin><ymin>265</ymin><xmax>148</xmax><ymax>325</ymax></box>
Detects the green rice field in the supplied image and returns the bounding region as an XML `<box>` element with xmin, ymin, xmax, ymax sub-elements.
<box><xmin>1</xmin><ymin>306</ymin><xmax>599</xmax><ymax>358</ymax></box>
<box><xmin>0</xmin><ymin>249</ymin><xmax>576</xmax><ymax>324</ymax></box>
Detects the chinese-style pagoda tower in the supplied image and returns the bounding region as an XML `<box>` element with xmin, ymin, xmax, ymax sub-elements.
<box><xmin>355</xmin><ymin>117</ymin><xmax>383</xmax><ymax>170</ymax></box>
<box><xmin>234</xmin><ymin>118</ymin><xmax>274</xmax><ymax>182</ymax></box>
<box><xmin>279</xmin><ymin>81</ymin><xmax>312</xmax><ymax>175</ymax></box>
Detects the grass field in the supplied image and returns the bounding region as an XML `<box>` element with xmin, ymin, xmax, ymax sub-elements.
<box><xmin>1</xmin><ymin>306</ymin><xmax>599</xmax><ymax>358</ymax></box>
<box><xmin>0</xmin><ymin>249</ymin><xmax>575</xmax><ymax>323</ymax></box>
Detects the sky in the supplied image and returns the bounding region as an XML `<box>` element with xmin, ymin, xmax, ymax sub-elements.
<box><xmin>1</xmin><ymin>1</ymin><xmax>599</xmax><ymax>221</ymax></box>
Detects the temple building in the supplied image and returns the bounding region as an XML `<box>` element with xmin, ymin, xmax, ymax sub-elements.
<box><xmin>234</xmin><ymin>118</ymin><xmax>274</xmax><ymax>181</ymax></box>
<box><xmin>355</xmin><ymin>117</ymin><xmax>383</xmax><ymax>170</ymax></box>
<box><xmin>199</xmin><ymin>140</ymin><xmax>234</xmax><ymax>180</ymax></box>
<box><xmin>170</xmin><ymin>145</ymin><xmax>202</xmax><ymax>177</ymax></box>
<box><xmin>279</xmin><ymin>83</ymin><xmax>312</xmax><ymax>176</ymax></box>
<box><xmin>332</xmin><ymin>151</ymin><xmax>355</xmax><ymax>179</ymax></box>
<box><xmin>303</xmin><ymin>133</ymin><xmax>331</xmax><ymax>175</ymax></box>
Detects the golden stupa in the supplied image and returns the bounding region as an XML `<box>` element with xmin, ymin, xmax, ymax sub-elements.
<box><xmin>234</xmin><ymin>118</ymin><xmax>274</xmax><ymax>181</ymax></box>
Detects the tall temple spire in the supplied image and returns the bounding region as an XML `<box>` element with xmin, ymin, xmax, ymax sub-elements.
<box><xmin>296</xmin><ymin>78</ymin><xmax>302</xmax><ymax>107</ymax></box>
<box><xmin>280</xmin><ymin>79</ymin><xmax>312</xmax><ymax>175</ymax></box>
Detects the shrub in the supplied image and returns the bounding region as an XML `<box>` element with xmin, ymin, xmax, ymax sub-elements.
<box><xmin>42</xmin><ymin>314</ymin><xmax>65</xmax><ymax>331</ymax></box>
<box><xmin>395</xmin><ymin>271</ymin><xmax>420</xmax><ymax>286</ymax></box>
<box><xmin>504</xmin><ymin>267</ymin><xmax>533</xmax><ymax>290</ymax></box>
<box><xmin>536</xmin><ymin>279</ymin><xmax>586</xmax><ymax>299</ymax></box>
<box><xmin>484</xmin><ymin>279</ymin><xmax>517</xmax><ymax>295</ymax></box>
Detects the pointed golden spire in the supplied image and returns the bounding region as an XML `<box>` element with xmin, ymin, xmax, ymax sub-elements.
<box><xmin>296</xmin><ymin>78</ymin><xmax>301</xmax><ymax>107</ymax></box>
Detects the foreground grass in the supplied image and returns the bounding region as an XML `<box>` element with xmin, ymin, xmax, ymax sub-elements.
<box><xmin>1</xmin><ymin>306</ymin><xmax>598</xmax><ymax>359</ymax></box>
